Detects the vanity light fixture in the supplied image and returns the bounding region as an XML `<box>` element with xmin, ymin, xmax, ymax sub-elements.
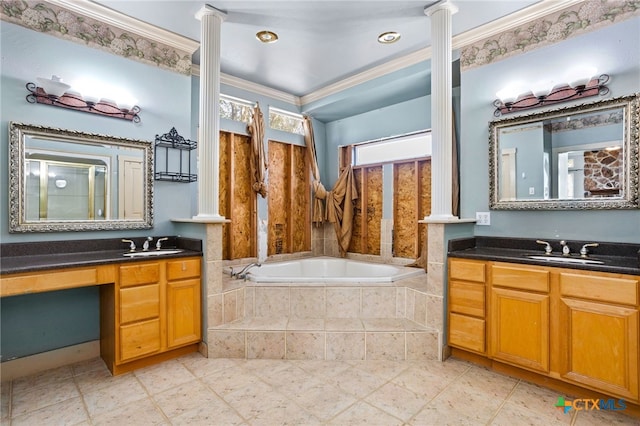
<box><xmin>256</xmin><ymin>30</ymin><xmax>278</xmax><ymax>43</ymax></box>
<box><xmin>26</xmin><ymin>75</ymin><xmax>141</xmax><ymax>123</ymax></box>
<box><xmin>493</xmin><ymin>72</ymin><xmax>610</xmax><ymax>117</ymax></box>
<box><xmin>378</xmin><ymin>31</ymin><xmax>401</xmax><ymax>44</ymax></box>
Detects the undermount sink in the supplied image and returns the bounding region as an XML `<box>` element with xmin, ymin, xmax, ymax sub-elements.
<box><xmin>526</xmin><ymin>255</ymin><xmax>604</xmax><ymax>265</ymax></box>
<box><xmin>123</xmin><ymin>249</ymin><xmax>183</xmax><ymax>257</ymax></box>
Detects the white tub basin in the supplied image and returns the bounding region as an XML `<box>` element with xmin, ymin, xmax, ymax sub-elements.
<box><xmin>527</xmin><ymin>255</ymin><xmax>603</xmax><ymax>265</ymax></box>
<box><xmin>123</xmin><ymin>249</ymin><xmax>183</xmax><ymax>257</ymax></box>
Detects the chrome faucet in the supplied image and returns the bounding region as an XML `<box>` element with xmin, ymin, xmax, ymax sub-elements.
<box><xmin>536</xmin><ymin>240</ymin><xmax>552</xmax><ymax>255</ymax></box>
<box><xmin>232</xmin><ymin>262</ymin><xmax>261</xmax><ymax>280</ymax></box>
<box><xmin>121</xmin><ymin>239</ymin><xmax>136</xmax><ymax>252</ymax></box>
<box><xmin>560</xmin><ymin>240</ymin><xmax>570</xmax><ymax>256</ymax></box>
<box><xmin>580</xmin><ymin>243</ymin><xmax>599</xmax><ymax>258</ymax></box>
<box><xmin>142</xmin><ymin>236</ymin><xmax>153</xmax><ymax>251</ymax></box>
<box><xmin>156</xmin><ymin>237</ymin><xmax>169</xmax><ymax>250</ymax></box>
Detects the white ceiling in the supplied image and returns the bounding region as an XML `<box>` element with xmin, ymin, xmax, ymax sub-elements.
<box><xmin>93</xmin><ymin>0</ymin><xmax>541</xmax><ymax>99</ymax></box>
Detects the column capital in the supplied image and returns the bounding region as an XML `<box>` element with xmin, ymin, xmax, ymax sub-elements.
<box><xmin>424</xmin><ymin>0</ymin><xmax>458</xmax><ymax>17</ymax></box>
<box><xmin>196</xmin><ymin>4</ymin><xmax>227</xmax><ymax>21</ymax></box>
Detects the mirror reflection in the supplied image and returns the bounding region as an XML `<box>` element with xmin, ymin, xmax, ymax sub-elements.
<box><xmin>489</xmin><ymin>94</ymin><xmax>639</xmax><ymax>210</ymax></box>
<box><xmin>9</xmin><ymin>122</ymin><xmax>153</xmax><ymax>232</ymax></box>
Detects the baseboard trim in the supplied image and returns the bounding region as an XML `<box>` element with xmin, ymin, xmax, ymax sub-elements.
<box><xmin>0</xmin><ymin>340</ymin><xmax>100</xmax><ymax>381</ymax></box>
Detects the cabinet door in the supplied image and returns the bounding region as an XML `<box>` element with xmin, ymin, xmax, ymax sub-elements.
<box><xmin>559</xmin><ymin>297</ymin><xmax>639</xmax><ymax>401</ymax></box>
<box><xmin>490</xmin><ymin>287</ymin><xmax>549</xmax><ymax>373</ymax></box>
<box><xmin>167</xmin><ymin>278</ymin><xmax>201</xmax><ymax>348</ymax></box>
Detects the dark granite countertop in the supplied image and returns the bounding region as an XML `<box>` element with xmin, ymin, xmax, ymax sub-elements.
<box><xmin>1</xmin><ymin>236</ymin><xmax>202</xmax><ymax>275</ymax></box>
<box><xmin>448</xmin><ymin>237</ymin><xmax>640</xmax><ymax>276</ymax></box>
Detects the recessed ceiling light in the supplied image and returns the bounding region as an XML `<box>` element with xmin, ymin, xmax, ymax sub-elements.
<box><xmin>378</xmin><ymin>31</ymin><xmax>401</xmax><ymax>44</ymax></box>
<box><xmin>256</xmin><ymin>30</ymin><xmax>278</xmax><ymax>43</ymax></box>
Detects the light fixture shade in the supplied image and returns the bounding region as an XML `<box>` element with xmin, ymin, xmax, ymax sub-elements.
<box><xmin>531</xmin><ymin>80</ymin><xmax>554</xmax><ymax>97</ymax></box>
<box><xmin>496</xmin><ymin>87</ymin><xmax>520</xmax><ymax>104</ymax></box>
<box><xmin>567</xmin><ymin>66</ymin><xmax>597</xmax><ymax>88</ymax></box>
<box><xmin>36</xmin><ymin>75</ymin><xmax>71</xmax><ymax>98</ymax></box>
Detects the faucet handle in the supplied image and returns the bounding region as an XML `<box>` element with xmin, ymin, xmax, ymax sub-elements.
<box><xmin>580</xmin><ymin>243</ymin><xmax>599</xmax><ymax>257</ymax></box>
<box><xmin>121</xmin><ymin>239</ymin><xmax>136</xmax><ymax>252</ymax></box>
<box><xmin>142</xmin><ymin>236</ymin><xmax>153</xmax><ymax>251</ymax></box>
<box><xmin>536</xmin><ymin>240</ymin><xmax>552</xmax><ymax>254</ymax></box>
<box><xmin>156</xmin><ymin>237</ymin><xmax>169</xmax><ymax>250</ymax></box>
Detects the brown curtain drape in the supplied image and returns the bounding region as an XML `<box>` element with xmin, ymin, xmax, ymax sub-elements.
<box><xmin>303</xmin><ymin>116</ymin><xmax>358</xmax><ymax>256</ymax></box>
<box><xmin>452</xmin><ymin>109</ymin><xmax>460</xmax><ymax>216</ymax></box>
<box><xmin>326</xmin><ymin>164</ymin><xmax>358</xmax><ymax>257</ymax></box>
<box><xmin>303</xmin><ymin>115</ymin><xmax>326</xmax><ymax>225</ymax></box>
<box><xmin>247</xmin><ymin>103</ymin><xmax>268</xmax><ymax>198</ymax></box>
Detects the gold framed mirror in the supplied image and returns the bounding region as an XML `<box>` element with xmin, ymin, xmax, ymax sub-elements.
<box><xmin>9</xmin><ymin>122</ymin><xmax>153</xmax><ymax>232</ymax></box>
<box><xmin>489</xmin><ymin>93</ymin><xmax>639</xmax><ymax>210</ymax></box>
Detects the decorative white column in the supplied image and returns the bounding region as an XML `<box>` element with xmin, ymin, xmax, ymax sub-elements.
<box><xmin>425</xmin><ymin>0</ymin><xmax>458</xmax><ymax>220</ymax></box>
<box><xmin>195</xmin><ymin>5</ymin><xmax>226</xmax><ymax>219</ymax></box>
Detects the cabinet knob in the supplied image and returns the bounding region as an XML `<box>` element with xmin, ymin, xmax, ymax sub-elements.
<box><xmin>182</xmin><ymin>262</ymin><xmax>187</xmax><ymax>271</ymax></box>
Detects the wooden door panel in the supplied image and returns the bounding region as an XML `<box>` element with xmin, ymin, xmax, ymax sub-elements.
<box><xmin>167</xmin><ymin>279</ymin><xmax>201</xmax><ymax>348</ymax></box>
<box><xmin>490</xmin><ymin>287</ymin><xmax>550</xmax><ymax>373</ymax></box>
<box><xmin>559</xmin><ymin>297</ymin><xmax>639</xmax><ymax>400</ymax></box>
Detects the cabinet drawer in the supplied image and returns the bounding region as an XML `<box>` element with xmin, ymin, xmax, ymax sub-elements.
<box><xmin>560</xmin><ymin>273</ymin><xmax>638</xmax><ymax>305</ymax></box>
<box><xmin>449</xmin><ymin>313</ymin><xmax>485</xmax><ymax>353</ymax></box>
<box><xmin>120</xmin><ymin>284</ymin><xmax>160</xmax><ymax>324</ymax></box>
<box><xmin>167</xmin><ymin>258</ymin><xmax>201</xmax><ymax>281</ymax></box>
<box><xmin>119</xmin><ymin>318</ymin><xmax>161</xmax><ymax>361</ymax></box>
<box><xmin>450</xmin><ymin>259</ymin><xmax>485</xmax><ymax>283</ymax></box>
<box><xmin>491</xmin><ymin>264</ymin><xmax>549</xmax><ymax>292</ymax></box>
<box><xmin>450</xmin><ymin>281</ymin><xmax>485</xmax><ymax>317</ymax></box>
<box><xmin>119</xmin><ymin>263</ymin><xmax>160</xmax><ymax>287</ymax></box>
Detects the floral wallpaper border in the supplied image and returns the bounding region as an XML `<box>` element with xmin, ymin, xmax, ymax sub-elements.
<box><xmin>460</xmin><ymin>0</ymin><xmax>640</xmax><ymax>70</ymax></box>
<box><xmin>0</xmin><ymin>0</ymin><xmax>193</xmax><ymax>75</ymax></box>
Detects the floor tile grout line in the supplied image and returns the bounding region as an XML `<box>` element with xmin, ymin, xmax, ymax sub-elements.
<box><xmin>9</xmin><ymin>368</ymin><xmax>78</xmax><ymax>420</ymax></box>
<box><xmin>195</xmin><ymin>368</ymin><xmax>252</xmax><ymax>424</ymax></box>
<box><xmin>71</xmin><ymin>370</ymin><xmax>94</xmax><ymax>425</ymax></box>
<box><xmin>484</xmin><ymin>378</ymin><xmax>521</xmax><ymax>425</ymax></box>
<box><xmin>402</xmin><ymin>364</ymin><xmax>472</xmax><ymax>425</ymax></box>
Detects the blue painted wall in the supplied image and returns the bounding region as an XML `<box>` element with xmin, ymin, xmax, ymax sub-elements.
<box><xmin>1</xmin><ymin>21</ymin><xmax>306</xmax><ymax>360</ymax></box>
<box><xmin>0</xmin><ymin>22</ymin><xmax>192</xmax><ymax>360</ymax></box>
<box><xmin>460</xmin><ymin>17</ymin><xmax>640</xmax><ymax>243</ymax></box>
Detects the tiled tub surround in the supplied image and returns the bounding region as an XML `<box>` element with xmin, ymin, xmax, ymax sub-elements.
<box><xmin>208</xmin><ymin>263</ymin><xmax>438</xmax><ymax>361</ymax></box>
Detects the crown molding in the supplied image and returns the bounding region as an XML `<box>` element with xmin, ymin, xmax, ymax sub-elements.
<box><xmin>301</xmin><ymin>0</ymin><xmax>583</xmax><ymax>106</ymax></box>
<box><xmin>301</xmin><ymin>46</ymin><xmax>433</xmax><ymax>106</ymax></box>
<box><xmin>49</xmin><ymin>0</ymin><xmax>584</xmax><ymax>108</ymax></box>
<box><xmin>47</xmin><ymin>0</ymin><xmax>199</xmax><ymax>54</ymax></box>
<box><xmin>452</xmin><ymin>0</ymin><xmax>584</xmax><ymax>48</ymax></box>
<box><xmin>191</xmin><ymin>64</ymin><xmax>301</xmax><ymax>106</ymax></box>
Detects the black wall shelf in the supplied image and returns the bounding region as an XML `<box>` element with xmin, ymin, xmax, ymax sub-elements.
<box><xmin>154</xmin><ymin>127</ymin><xmax>197</xmax><ymax>183</ymax></box>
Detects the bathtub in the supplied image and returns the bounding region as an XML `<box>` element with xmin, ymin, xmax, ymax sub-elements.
<box><xmin>244</xmin><ymin>256</ymin><xmax>425</xmax><ymax>284</ymax></box>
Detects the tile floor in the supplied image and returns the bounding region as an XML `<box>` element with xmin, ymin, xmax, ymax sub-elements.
<box><xmin>1</xmin><ymin>353</ymin><xmax>638</xmax><ymax>425</ymax></box>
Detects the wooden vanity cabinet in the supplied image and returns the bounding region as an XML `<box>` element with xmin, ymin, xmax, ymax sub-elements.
<box><xmin>448</xmin><ymin>259</ymin><xmax>487</xmax><ymax>354</ymax></box>
<box><xmin>557</xmin><ymin>270</ymin><xmax>639</xmax><ymax>401</ymax></box>
<box><xmin>447</xmin><ymin>257</ymin><xmax>640</xmax><ymax>406</ymax></box>
<box><xmin>101</xmin><ymin>257</ymin><xmax>201</xmax><ymax>375</ymax></box>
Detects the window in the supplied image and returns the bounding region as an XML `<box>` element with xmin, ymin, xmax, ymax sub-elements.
<box><xmin>219</xmin><ymin>131</ymin><xmax>256</xmax><ymax>260</ymax></box>
<box><xmin>268</xmin><ymin>140</ymin><xmax>310</xmax><ymax>255</ymax></box>
<box><xmin>354</xmin><ymin>132</ymin><xmax>432</xmax><ymax>166</ymax></box>
<box><xmin>220</xmin><ymin>95</ymin><xmax>253</xmax><ymax>123</ymax></box>
<box><xmin>341</xmin><ymin>131</ymin><xmax>432</xmax><ymax>259</ymax></box>
<box><xmin>269</xmin><ymin>107</ymin><xmax>304</xmax><ymax>135</ymax></box>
